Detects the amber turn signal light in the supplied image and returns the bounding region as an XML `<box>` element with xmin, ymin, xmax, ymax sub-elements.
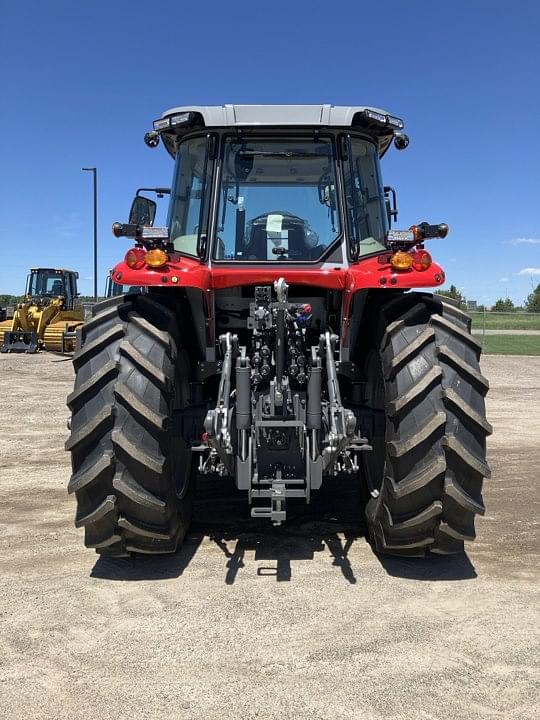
<box><xmin>412</xmin><ymin>249</ymin><xmax>432</xmax><ymax>271</ymax></box>
<box><xmin>145</xmin><ymin>248</ymin><xmax>169</xmax><ymax>268</ymax></box>
<box><xmin>390</xmin><ymin>251</ymin><xmax>413</xmax><ymax>271</ymax></box>
<box><xmin>125</xmin><ymin>248</ymin><xmax>145</xmax><ymax>269</ymax></box>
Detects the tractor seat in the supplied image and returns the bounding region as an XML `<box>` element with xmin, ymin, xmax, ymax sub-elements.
<box><xmin>245</xmin><ymin>218</ymin><xmax>310</xmax><ymax>261</ymax></box>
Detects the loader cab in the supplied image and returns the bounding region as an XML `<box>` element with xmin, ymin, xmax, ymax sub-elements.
<box><xmin>26</xmin><ymin>268</ymin><xmax>78</xmax><ymax>309</ymax></box>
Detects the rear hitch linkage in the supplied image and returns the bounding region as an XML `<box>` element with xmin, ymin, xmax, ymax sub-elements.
<box><xmin>199</xmin><ymin>279</ymin><xmax>371</xmax><ymax>525</ymax></box>
<box><xmin>203</xmin><ymin>332</ymin><xmax>238</xmax><ymax>475</ymax></box>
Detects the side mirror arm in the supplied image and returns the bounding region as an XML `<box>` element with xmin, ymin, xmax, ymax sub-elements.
<box><xmin>384</xmin><ymin>186</ymin><xmax>398</xmax><ymax>223</ymax></box>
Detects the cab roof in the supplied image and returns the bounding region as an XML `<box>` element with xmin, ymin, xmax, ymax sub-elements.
<box><xmin>30</xmin><ymin>268</ymin><xmax>78</xmax><ymax>275</ymax></box>
<box><xmin>155</xmin><ymin>104</ymin><xmax>404</xmax><ymax>158</ymax></box>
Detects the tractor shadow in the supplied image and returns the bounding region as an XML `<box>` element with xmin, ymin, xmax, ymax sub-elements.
<box><xmin>376</xmin><ymin>553</ymin><xmax>476</xmax><ymax>581</ymax></box>
<box><xmin>91</xmin><ymin>474</ymin><xmax>476</xmax><ymax>583</ymax></box>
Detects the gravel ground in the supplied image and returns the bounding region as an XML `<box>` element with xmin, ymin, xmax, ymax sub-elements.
<box><xmin>0</xmin><ymin>353</ymin><xmax>538</xmax><ymax>720</ymax></box>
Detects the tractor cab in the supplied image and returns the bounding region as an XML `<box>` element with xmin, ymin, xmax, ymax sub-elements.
<box><xmin>112</xmin><ymin>105</ymin><xmax>448</xmax><ymax>285</ymax></box>
<box><xmin>160</xmin><ymin>110</ymin><xmax>400</xmax><ymax>264</ymax></box>
<box><xmin>26</xmin><ymin>268</ymin><xmax>79</xmax><ymax>309</ymax></box>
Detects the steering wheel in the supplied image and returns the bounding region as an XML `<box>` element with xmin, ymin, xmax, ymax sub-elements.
<box><xmin>248</xmin><ymin>210</ymin><xmax>305</xmax><ymax>227</ymax></box>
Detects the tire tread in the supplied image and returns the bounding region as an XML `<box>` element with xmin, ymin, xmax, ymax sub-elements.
<box><xmin>365</xmin><ymin>293</ymin><xmax>490</xmax><ymax>557</ymax></box>
<box><xmin>66</xmin><ymin>294</ymin><xmax>192</xmax><ymax>557</ymax></box>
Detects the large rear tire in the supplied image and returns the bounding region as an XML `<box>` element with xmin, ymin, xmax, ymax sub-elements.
<box><xmin>363</xmin><ymin>293</ymin><xmax>492</xmax><ymax>556</ymax></box>
<box><xmin>66</xmin><ymin>293</ymin><xmax>193</xmax><ymax>556</ymax></box>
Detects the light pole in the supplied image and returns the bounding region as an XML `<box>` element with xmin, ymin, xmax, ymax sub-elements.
<box><xmin>82</xmin><ymin>167</ymin><xmax>98</xmax><ymax>301</ymax></box>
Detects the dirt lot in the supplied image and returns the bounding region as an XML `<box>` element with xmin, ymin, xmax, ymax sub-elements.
<box><xmin>0</xmin><ymin>353</ymin><xmax>538</xmax><ymax>720</ymax></box>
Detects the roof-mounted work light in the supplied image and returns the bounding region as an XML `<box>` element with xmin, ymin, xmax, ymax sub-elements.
<box><xmin>152</xmin><ymin>112</ymin><xmax>195</xmax><ymax>132</ymax></box>
<box><xmin>170</xmin><ymin>112</ymin><xmax>192</xmax><ymax>126</ymax></box>
<box><xmin>360</xmin><ymin>109</ymin><xmax>405</xmax><ymax>130</ymax></box>
<box><xmin>146</xmin><ymin>112</ymin><xmax>198</xmax><ymax>148</ymax></box>
<box><xmin>153</xmin><ymin>117</ymin><xmax>171</xmax><ymax>131</ymax></box>
<box><xmin>363</xmin><ymin>109</ymin><xmax>387</xmax><ymax>124</ymax></box>
<box><xmin>387</xmin><ymin>115</ymin><xmax>405</xmax><ymax>129</ymax></box>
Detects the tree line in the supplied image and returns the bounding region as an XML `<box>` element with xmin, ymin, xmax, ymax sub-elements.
<box><xmin>436</xmin><ymin>284</ymin><xmax>540</xmax><ymax>313</ymax></box>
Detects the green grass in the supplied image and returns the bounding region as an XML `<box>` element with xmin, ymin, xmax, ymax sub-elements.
<box><xmin>480</xmin><ymin>334</ymin><xmax>540</xmax><ymax>355</ymax></box>
<box><xmin>469</xmin><ymin>312</ymin><xmax>540</xmax><ymax>330</ymax></box>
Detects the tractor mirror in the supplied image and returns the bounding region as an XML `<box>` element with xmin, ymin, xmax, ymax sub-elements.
<box><xmin>129</xmin><ymin>196</ymin><xmax>157</xmax><ymax>227</ymax></box>
<box><xmin>384</xmin><ymin>186</ymin><xmax>398</xmax><ymax>224</ymax></box>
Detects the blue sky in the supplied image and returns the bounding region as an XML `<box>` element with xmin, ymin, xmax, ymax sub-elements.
<box><xmin>1</xmin><ymin>0</ymin><xmax>539</xmax><ymax>305</ymax></box>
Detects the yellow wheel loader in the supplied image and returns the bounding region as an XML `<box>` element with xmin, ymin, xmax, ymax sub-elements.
<box><xmin>0</xmin><ymin>268</ymin><xmax>84</xmax><ymax>353</ymax></box>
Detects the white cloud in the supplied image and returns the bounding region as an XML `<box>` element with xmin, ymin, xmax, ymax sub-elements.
<box><xmin>499</xmin><ymin>277</ymin><xmax>509</xmax><ymax>282</ymax></box>
<box><xmin>516</xmin><ymin>268</ymin><xmax>540</xmax><ymax>276</ymax></box>
<box><xmin>510</xmin><ymin>237</ymin><xmax>540</xmax><ymax>245</ymax></box>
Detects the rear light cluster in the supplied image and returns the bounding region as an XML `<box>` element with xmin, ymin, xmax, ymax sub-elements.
<box><xmin>412</xmin><ymin>249</ymin><xmax>432</xmax><ymax>271</ymax></box>
<box><xmin>125</xmin><ymin>248</ymin><xmax>145</xmax><ymax>269</ymax></box>
<box><xmin>390</xmin><ymin>249</ymin><xmax>432</xmax><ymax>272</ymax></box>
<box><xmin>125</xmin><ymin>247</ymin><xmax>169</xmax><ymax>269</ymax></box>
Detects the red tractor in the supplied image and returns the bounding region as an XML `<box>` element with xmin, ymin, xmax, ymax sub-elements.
<box><xmin>66</xmin><ymin>105</ymin><xmax>491</xmax><ymax>558</ymax></box>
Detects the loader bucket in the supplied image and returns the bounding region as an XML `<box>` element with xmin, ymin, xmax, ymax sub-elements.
<box><xmin>1</xmin><ymin>330</ymin><xmax>39</xmax><ymax>353</ymax></box>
